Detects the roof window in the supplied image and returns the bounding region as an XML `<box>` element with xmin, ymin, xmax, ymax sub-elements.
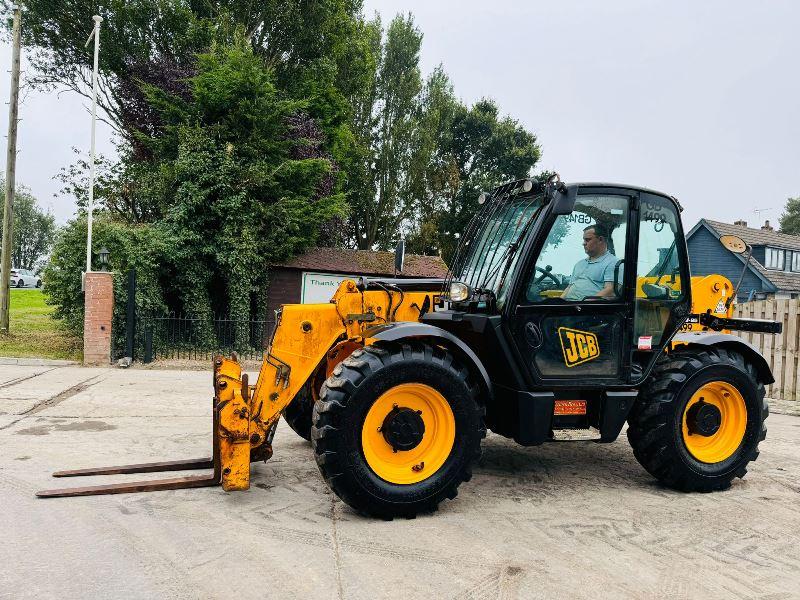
<box><xmin>765</xmin><ymin>247</ymin><xmax>785</xmax><ymax>270</ymax></box>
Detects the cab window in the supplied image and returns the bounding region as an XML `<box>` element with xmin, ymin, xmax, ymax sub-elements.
<box><xmin>634</xmin><ymin>195</ymin><xmax>685</xmax><ymax>345</ymax></box>
<box><xmin>523</xmin><ymin>195</ymin><xmax>629</xmax><ymax>303</ymax></box>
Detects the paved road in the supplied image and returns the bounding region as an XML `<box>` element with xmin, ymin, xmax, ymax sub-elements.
<box><xmin>1</xmin><ymin>364</ymin><xmax>798</xmax><ymax>599</ymax></box>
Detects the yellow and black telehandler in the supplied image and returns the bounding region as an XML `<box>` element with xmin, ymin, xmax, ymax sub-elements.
<box><xmin>38</xmin><ymin>176</ymin><xmax>781</xmax><ymax>518</ymax></box>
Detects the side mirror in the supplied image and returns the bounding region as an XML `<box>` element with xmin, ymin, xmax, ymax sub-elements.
<box><xmin>718</xmin><ymin>234</ymin><xmax>752</xmax><ymax>310</ymax></box>
<box><xmin>719</xmin><ymin>235</ymin><xmax>747</xmax><ymax>254</ymax></box>
<box><xmin>394</xmin><ymin>239</ymin><xmax>405</xmax><ymax>276</ymax></box>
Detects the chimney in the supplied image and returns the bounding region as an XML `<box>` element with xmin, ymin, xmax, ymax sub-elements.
<box><xmin>761</xmin><ymin>220</ymin><xmax>774</xmax><ymax>231</ymax></box>
<box><xmin>733</xmin><ymin>219</ymin><xmax>748</xmax><ymax>227</ymax></box>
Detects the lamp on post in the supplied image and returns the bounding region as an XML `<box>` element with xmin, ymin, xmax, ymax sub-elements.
<box><xmin>97</xmin><ymin>247</ymin><xmax>110</xmax><ymax>272</ymax></box>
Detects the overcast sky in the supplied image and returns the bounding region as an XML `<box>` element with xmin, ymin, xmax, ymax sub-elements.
<box><xmin>1</xmin><ymin>0</ymin><xmax>798</xmax><ymax>231</ymax></box>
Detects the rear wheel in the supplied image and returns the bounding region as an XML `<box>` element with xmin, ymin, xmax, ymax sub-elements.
<box><xmin>627</xmin><ymin>347</ymin><xmax>767</xmax><ymax>491</ymax></box>
<box><xmin>312</xmin><ymin>342</ymin><xmax>485</xmax><ymax>518</ymax></box>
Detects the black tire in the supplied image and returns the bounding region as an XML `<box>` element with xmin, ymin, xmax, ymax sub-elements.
<box><xmin>36</xmin><ymin>279</ymin><xmax>42</xmax><ymax>288</ymax></box>
<box><xmin>16</xmin><ymin>280</ymin><xmax>23</xmax><ymax>288</ymax></box>
<box><xmin>283</xmin><ymin>380</ymin><xmax>314</xmax><ymax>441</ymax></box>
<box><xmin>627</xmin><ymin>347</ymin><xmax>768</xmax><ymax>492</ymax></box>
<box><xmin>312</xmin><ymin>342</ymin><xmax>485</xmax><ymax>519</ymax></box>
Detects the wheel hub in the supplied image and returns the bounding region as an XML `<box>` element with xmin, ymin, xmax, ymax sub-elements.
<box><xmin>381</xmin><ymin>406</ymin><xmax>425</xmax><ymax>452</ymax></box>
<box><xmin>686</xmin><ymin>399</ymin><xmax>722</xmax><ymax>437</ymax></box>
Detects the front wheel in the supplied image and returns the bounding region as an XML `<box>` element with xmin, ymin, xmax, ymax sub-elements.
<box><xmin>312</xmin><ymin>342</ymin><xmax>485</xmax><ymax>519</ymax></box>
<box><xmin>627</xmin><ymin>347</ymin><xmax>767</xmax><ymax>492</ymax></box>
<box><xmin>283</xmin><ymin>380</ymin><xmax>314</xmax><ymax>441</ymax></box>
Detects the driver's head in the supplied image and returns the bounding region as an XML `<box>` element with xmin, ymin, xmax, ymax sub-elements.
<box><xmin>582</xmin><ymin>224</ymin><xmax>609</xmax><ymax>258</ymax></box>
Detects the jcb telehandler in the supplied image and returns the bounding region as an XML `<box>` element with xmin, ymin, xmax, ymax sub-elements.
<box><xmin>39</xmin><ymin>176</ymin><xmax>781</xmax><ymax>519</ymax></box>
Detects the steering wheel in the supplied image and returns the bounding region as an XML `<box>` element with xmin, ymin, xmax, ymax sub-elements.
<box><xmin>533</xmin><ymin>265</ymin><xmax>559</xmax><ymax>285</ymax></box>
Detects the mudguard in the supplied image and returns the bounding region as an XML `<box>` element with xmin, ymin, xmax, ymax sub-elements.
<box><xmin>363</xmin><ymin>321</ymin><xmax>493</xmax><ymax>400</ymax></box>
<box><xmin>672</xmin><ymin>331</ymin><xmax>774</xmax><ymax>384</ymax></box>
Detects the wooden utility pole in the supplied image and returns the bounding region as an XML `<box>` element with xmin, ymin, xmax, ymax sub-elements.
<box><xmin>0</xmin><ymin>5</ymin><xmax>22</xmax><ymax>334</ymax></box>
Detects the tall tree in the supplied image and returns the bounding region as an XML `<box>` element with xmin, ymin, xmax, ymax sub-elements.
<box><xmin>346</xmin><ymin>14</ymin><xmax>423</xmax><ymax>250</ymax></box>
<box><xmin>5</xmin><ymin>0</ymin><xmax>366</xmax><ymax>162</ymax></box>
<box><xmin>405</xmin><ymin>97</ymin><xmax>540</xmax><ymax>262</ymax></box>
<box><xmin>0</xmin><ymin>178</ymin><xmax>56</xmax><ymax>270</ymax></box>
<box><xmin>779</xmin><ymin>196</ymin><xmax>800</xmax><ymax>235</ymax></box>
<box><xmin>131</xmin><ymin>42</ymin><xmax>346</xmax><ymax>324</ymax></box>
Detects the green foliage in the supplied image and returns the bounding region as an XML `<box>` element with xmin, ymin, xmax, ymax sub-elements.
<box><xmin>0</xmin><ymin>177</ymin><xmax>57</xmax><ymax>270</ymax></box>
<box><xmin>13</xmin><ymin>1</ymin><xmax>544</xmax><ymax>331</ymax></box>
<box><xmin>124</xmin><ymin>44</ymin><xmax>345</xmax><ymax>326</ymax></box>
<box><xmin>779</xmin><ymin>196</ymin><xmax>800</xmax><ymax>235</ymax></box>
<box><xmin>405</xmin><ymin>95</ymin><xmax>541</xmax><ymax>263</ymax></box>
<box><xmin>42</xmin><ymin>215</ymin><xmax>168</xmax><ymax>343</ymax></box>
<box><xmin>345</xmin><ymin>17</ymin><xmax>540</xmax><ymax>258</ymax></box>
<box><xmin>4</xmin><ymin>0</ymin><xmax>365</xmax><ymax>160</ymax></box>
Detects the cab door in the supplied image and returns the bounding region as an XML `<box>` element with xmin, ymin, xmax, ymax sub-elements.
<box><xmin>508</xmin><ymin>190</ymin><xmax>636</xmax><ymax>386</ymax></box>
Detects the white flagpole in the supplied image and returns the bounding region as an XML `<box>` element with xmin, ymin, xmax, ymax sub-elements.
<box><xmin>85</xmin><ymin>15</ymin><xmax>102</xmax><ymax>273</ymax></box>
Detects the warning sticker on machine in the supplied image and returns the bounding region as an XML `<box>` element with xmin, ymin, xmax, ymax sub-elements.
<box><xmin>638</xmin><ymin>336</ymin><xmax>653</xmax><ymax>350</ymax></box>
<box><xmin>715</xmin><ymin>300</ymin><xmax>727</xmax><ymax>314</ymax></box>
<box><xmin>554</xmin><ymin>400</ymin><xmax>587</xmax><ymax>416</ymax></box>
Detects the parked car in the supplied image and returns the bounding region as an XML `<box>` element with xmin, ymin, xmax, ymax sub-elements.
<box><xmin>10</xmin><ymin>268</ymin><xmax>42</xmax><ymax>288</ymax></box>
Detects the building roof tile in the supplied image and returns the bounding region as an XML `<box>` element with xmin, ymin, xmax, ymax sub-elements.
<box><xmin>273</xmin><ymin>247</ymin><xmax>449</xmax><ymax>278</ymax></box>
<box><xmin>700</xmin><ymin>220</ymin><xmax>800</xmax><ymax>292</ymax></box>
<box><xmin>703</xmin><ymin>219</ymin><xmax>800</xmax><ymax>251</ymax></box>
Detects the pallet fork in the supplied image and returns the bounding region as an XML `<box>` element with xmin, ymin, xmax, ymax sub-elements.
<box><xmin>36</xmin><ymin>356</ymin><xmax>273</xmax><ymax>498</ymax></box>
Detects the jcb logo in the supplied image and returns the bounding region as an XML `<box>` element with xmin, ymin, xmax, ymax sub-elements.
<box><xmin>558</xmin><ymin>327</ymin><xmax>600</xmax><ymax>367</ymax></box>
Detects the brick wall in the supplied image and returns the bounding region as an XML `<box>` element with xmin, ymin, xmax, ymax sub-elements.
<box><xmin>84</xmin><ymin>272</ymin><xmax>114</xmax><ymax>365</ymax></box>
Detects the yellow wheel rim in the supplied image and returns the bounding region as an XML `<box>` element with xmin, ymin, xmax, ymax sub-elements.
<box><xmin>682</xmin><ymin>381</ymin><xmax>747</xmax><ymax>463</ymax></box>
<box><xmin>361</xmin><ymin>383</ymin><xmax>456</xmax><ymax>485</ymax></box>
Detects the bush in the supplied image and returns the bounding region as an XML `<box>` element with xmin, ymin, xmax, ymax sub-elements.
<box><xmin>43</xmin><ymin>215</ymin><xmax>169</xmax><ymax>349</ymax></box>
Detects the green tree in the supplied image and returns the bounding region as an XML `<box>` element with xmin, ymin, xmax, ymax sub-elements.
<box><xmin>43</xmin><ymin>215</ymin><xmax>168</xmax><ymax>337</ymax></box>
<box><xmin>779</xmin><ymin>196</ymin><xmax>800</xmax><ymax>235</ymax></box>
<box><xmin>44</xmin><ymin>42</ymin><xmax>346</xmax><ymax>347</ymax></box>
<box><xmin>131</xmin><ymin>42</ymin><xmax>346</xmax><ymax>326</ymax></box>
<box><xmin>0</xmin><ymin>177</ymin><xmax>57</xmax><ymax>270</ymax></box>
<box><xmin>405</xmin><ymin>97</ymin><xmax>540</xmax><ymax>262</ymax></box>
<box><xmin>4</xmin><ymin>1</ymin><xmax>366</xmax><ymax>161</ymax></box>
<box><xmin>346</xmin><ymin>14</ymin><xmax>423</xmax><ymax>250</ymax></box>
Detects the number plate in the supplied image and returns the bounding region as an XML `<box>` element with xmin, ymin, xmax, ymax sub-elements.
<box><xmin>554</xmin><ymin>400</ymin><xmax>587</xmax><ymax>416</ymax></box>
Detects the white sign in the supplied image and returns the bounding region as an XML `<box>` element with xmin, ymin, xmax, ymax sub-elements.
<box><xmin>301</xmin><ymin>272</ymin><xmax>352</xmax><ymax>304</ymax></box>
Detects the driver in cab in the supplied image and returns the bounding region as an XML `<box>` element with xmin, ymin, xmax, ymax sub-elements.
<box><xmin>562</xmin><ymin>224</ymin><xmax>618</xmax><ymax>300</ymax></box>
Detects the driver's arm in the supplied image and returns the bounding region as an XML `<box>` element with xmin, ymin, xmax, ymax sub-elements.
<box><xmin>596</xmin><ymin>282</ymin><xmax>616</xmax><ymax>298</ymax></box>
<box><xmin>561</xmin><ymin>263</ymin><xmax>580</xmax><ymax>299</ymax></box>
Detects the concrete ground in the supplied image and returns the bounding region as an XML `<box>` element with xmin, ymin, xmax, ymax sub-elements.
<box><xmin>1</xmin><ymin>364</ymin><xmax>798</xmax><ymax>600</ymax></box>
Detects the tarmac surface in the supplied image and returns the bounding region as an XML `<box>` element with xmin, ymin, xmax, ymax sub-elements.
<box><xmin>1</xmin><ymin>363</ymin><xmax>799</xmax><ymax>600</ymax></box>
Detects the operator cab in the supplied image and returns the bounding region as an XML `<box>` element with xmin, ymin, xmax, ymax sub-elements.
<box><xmin>436</xmin><ymin>177</ymin><xmax>692</xmax><ymax>389</ymax></box>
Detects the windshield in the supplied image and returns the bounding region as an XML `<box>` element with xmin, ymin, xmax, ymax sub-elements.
<box><xmin>451</xmin><ymin>192</ymin><xmax>545</xmax><ymax>299</ymax></box>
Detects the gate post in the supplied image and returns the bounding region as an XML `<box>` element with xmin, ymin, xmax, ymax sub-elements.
<box><xmin>83</xmin><ymin>271</ymin><xmax>114</xmax><ymax>365</ymax></box>
<box><xmin>124</xmin><ymin>269</ymin><xmax>136</xmax><ymax>360</ymax></box>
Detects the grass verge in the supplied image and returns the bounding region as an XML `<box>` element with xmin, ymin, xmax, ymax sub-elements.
<box><xmin>0</xmin><ymin>289</ymin><xmax>82</xmax><ymax>361</ymax></box>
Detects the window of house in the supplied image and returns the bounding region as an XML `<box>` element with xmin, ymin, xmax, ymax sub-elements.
<box><xmin>765</xmin><ymin>247</ymin><xmax>785</xmax><ymax>269</ymax></box>
<box><xmin>792</xmin><ymin>251</ymin><xmax>800</xmax><ymax>272</ymax></box>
